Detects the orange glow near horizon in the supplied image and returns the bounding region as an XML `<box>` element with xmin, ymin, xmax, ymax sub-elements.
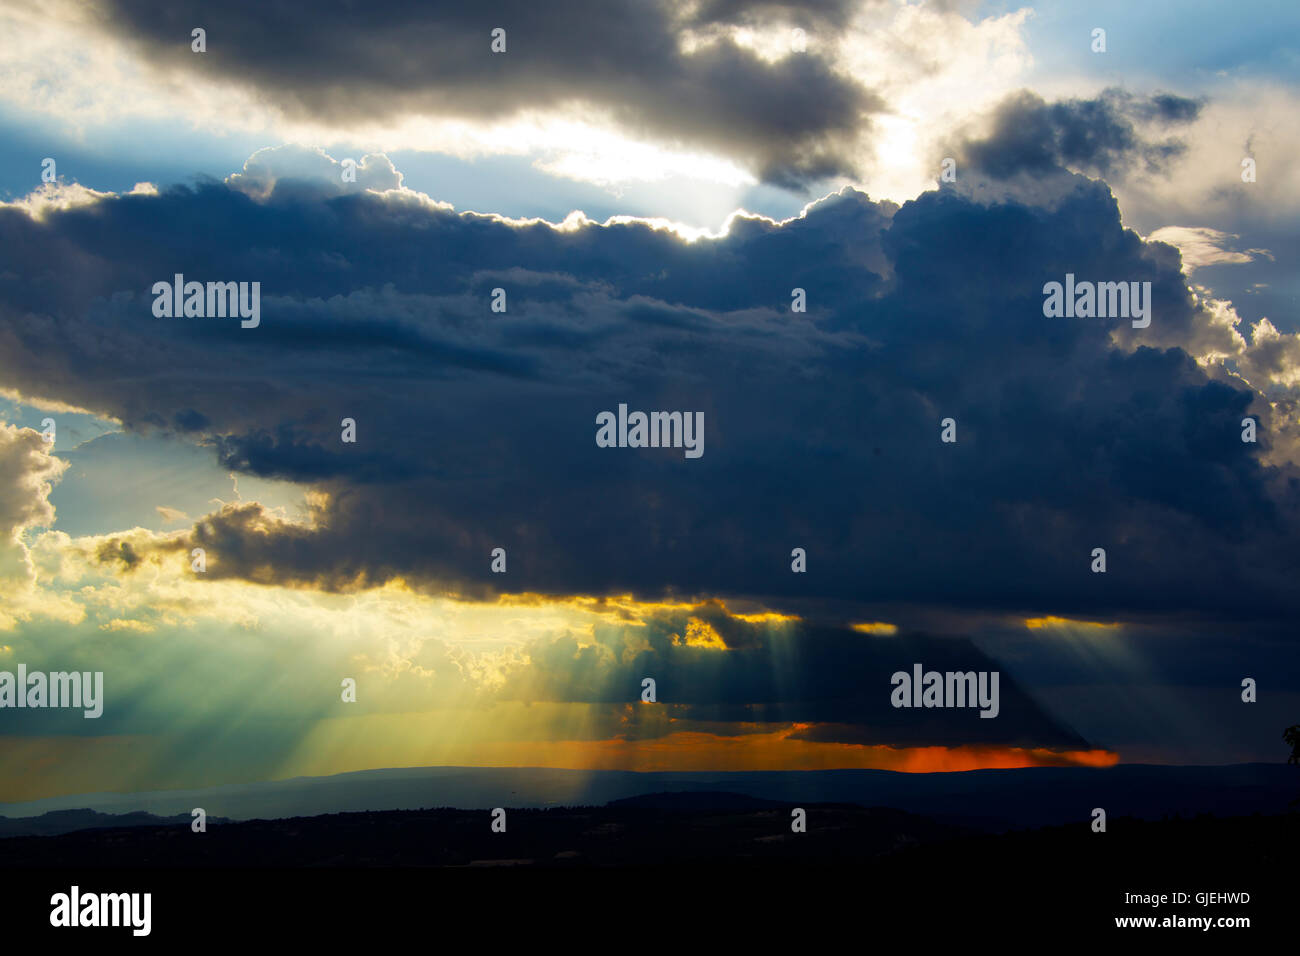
<box><xmin>394</xmin><ymin>726</ymin><xmax>1121</xmax><ymax>775</ymax></box>
<box><xmin>1</xmin><ymin>722</ymin><xmax>1122</xmax><ymax>803</ymax></box>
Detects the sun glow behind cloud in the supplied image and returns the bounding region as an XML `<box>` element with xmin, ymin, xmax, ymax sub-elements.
<box><xmin>0</xmin><ymin>442</ymin><xmax>1122</xmax><ymax>801</ymax></box>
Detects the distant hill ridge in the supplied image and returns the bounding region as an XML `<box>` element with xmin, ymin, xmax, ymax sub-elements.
<box><xmin>606</xmin><ymin>790</ymin><xmax>791</xmax><ymax>810</ymax></box>
<box><xmin>0</xmin><ymin>808</ymin><xmax>231</xmax><ymax>838</ymax></box>
<box><xmin>0</xmin><ymin>763</ymin><xmax>1293</xmax><ymax>836</ymax></box>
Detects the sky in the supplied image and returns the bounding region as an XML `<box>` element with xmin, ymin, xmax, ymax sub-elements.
<box><xmin>0</xmin><ymin>0</ymin><xmax>1297</xmax><ymax>803</ymax></box>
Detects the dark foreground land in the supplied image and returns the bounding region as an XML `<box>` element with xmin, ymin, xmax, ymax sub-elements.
<box><xmin>0</xmin><ymin>797</ymin><xmax>1291</xmax><ymax>941</ymax></box>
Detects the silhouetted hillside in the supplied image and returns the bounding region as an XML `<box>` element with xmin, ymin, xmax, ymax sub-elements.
<box><xmin>1</xmin><ymin>806</ymin><xmax>1290</xmax><ymax>940</ymax></box>
<box><xmin>0</xmin><ymin>800</ymin><xmax>1293</xmax><ymax>876</ymax></box>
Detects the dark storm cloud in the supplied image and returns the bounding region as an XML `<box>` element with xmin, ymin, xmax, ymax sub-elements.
<box><xmin>2</xmin><ymin>148</ymin><xmax>1298</xmax><ymax>625</ymax></box>
<box><xmin>955</xmin><ymin>89</ymin><xmax>1205</xmax><ymax>180</ymax></box>
<box><xmin>97</xmin><ymin>0</ymin><xmax>881</xmax><ymax>187</ymax></box>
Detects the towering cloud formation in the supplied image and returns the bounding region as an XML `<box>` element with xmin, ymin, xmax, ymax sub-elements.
<box><xmin>1</xmin><ymin>148</ymin><xmax>1296</xmax><ymax>627</ymax></box>
<box><xmin>0</xmin><ymin>424</ymin><xmax>71</xmax><ymax>628</ymax></box>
